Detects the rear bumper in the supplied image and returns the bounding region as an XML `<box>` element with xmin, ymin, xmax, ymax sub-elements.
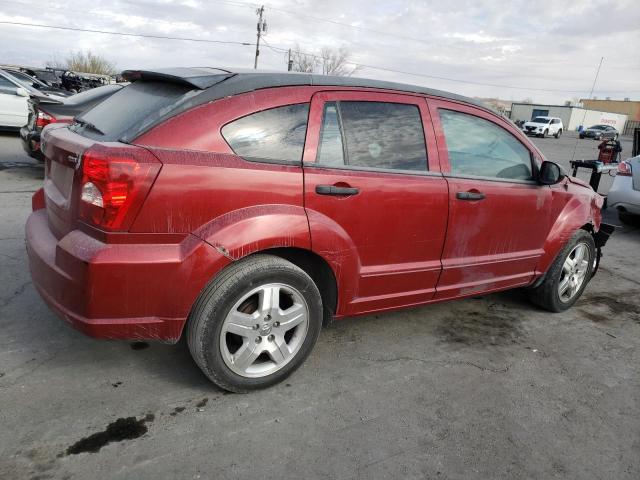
<box><xmin>20</xmin><ymin>126</ymin><xmax>44</xmax><ymax>161</ymax></box>
<box><xmin>25</xmin><ymin>209</ymin><xmax>230</xmax><ymax>342</ymax></box>
<box><xmin>607</xmin><ymin>175</ymin><xmax>640</xmax><ymax>215</ymax></box>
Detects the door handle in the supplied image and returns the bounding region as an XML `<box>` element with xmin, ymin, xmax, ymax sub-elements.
<box><xmin>456</xmin><ymin>191</ymin><xmax>485</xmax><ymax>201</ymax></box>
<box><xmin>316</xmin><ymin>185</ymin><xmax>360</xmax><ymax>196</ymax></box>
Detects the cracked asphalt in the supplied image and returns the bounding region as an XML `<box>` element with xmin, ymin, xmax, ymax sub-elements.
<box><xmin>1</xmin><ymin>131</ymin><xmax>639</xmax><ymax>479</ymax></box>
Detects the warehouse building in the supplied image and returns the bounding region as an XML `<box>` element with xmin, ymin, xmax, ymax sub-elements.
<box><xmin>510</xmin><ymin>102</ymin><xmax>628</xmax><ymax>133</ymax></box>
<box><xmin>580</xmin><ymin>98</ymin><xmax>640</xmax><ymax>135</ymax></box>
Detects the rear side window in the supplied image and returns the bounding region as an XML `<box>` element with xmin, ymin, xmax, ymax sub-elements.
<box><xmin>73</xmin><ymin>81</ymin><xmax>194</xmax><ymax>141</ymax></box>
<box><xmin>316</xmin><ymin>101</ymin><xmax>427</xmax><ymax>172</ymax></box>
<box><xmin>439</xmin><ymin>109</ymin><xmax>533</xmax><ymax>181</ymax></box>
<box><xmin>222</xmin><ymin>103</ymin><xmax>309</xmax><ymax>163</ymax></box>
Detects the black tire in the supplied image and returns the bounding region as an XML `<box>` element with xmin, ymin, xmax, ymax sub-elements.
<box><xmin>528</xmin><ymin>230</ymin><xmax>596</xmax><ymax>312</ymax></box>
<box><xmin>542</xmin><ymin>129</ymin><xmax>548</xmax><ymax>138</ymax></box>
<box><xmin>187</xmin><ymin>254</ymin><xmax>323</xmax><ymax>392</ymax></box>
<box><xmin>554</xmin><ymin>129</ymin><xmax>562</xmax><ymax>139</ymax></box>
<box><xmin>619</xmin><ymin>211</ymin><xmax>640</xmax><ymax>226</ymax></box>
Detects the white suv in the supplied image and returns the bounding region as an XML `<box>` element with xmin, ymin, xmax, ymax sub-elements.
<box><xmin>522</xmin><ymin>116</ymin><xmax>563</xmax><ymax>138</ymax></box>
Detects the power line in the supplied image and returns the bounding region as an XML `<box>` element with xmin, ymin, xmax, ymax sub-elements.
<box><xmin>263</xmin><ymin>43</ymin><xmax>636</xmax><ymax>94</ymax></box>
<box><xmin>1</xmin><ymin>17</ymin><xmax>635</xmax><ymax>95</ymax></box>
<box><xmin>207</xmin><ymin>0</ymin><xmax>436</xmax><ymax>47</ymax></box>
<box><xmin>0</xmin><ymin>20</ymin><xmax>253</xmax><ymax>46</ymax></box>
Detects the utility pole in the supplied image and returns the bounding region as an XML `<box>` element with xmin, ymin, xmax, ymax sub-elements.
<box><xmin>287</xmin><ymin>48</ymin><xmax>293</xmax><ymax>71</ymax></box>
<box><xmin>254</xmin><ymin>5</ymin><xmax>266</xmax><ymax>69</ymax></box>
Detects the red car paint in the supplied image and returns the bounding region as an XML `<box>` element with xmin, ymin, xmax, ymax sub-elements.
<box><xmin>26</xmin><ymin>84</ymin><xmax>605</xmax><ymax>342</ymax></box>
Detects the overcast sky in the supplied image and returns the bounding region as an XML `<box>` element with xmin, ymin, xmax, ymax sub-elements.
<box><xmin>1</xmin><ymin>0</ymin><xmax>639</xmax><ymax>103</ymax></box>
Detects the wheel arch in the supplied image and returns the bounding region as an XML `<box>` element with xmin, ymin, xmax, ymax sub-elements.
<box><xmin>535</xmin><ymin>196</ymin><xmax>598</xmax><ymax>276</ymax></box>
<box><xmin>188</xmin><ymin>205</ymin><xmax>342</xmax><ymax>330</ymax></box>
<box><xmin>261</xmin><ymin>247</ymin><xmax>338</xmax><ymax>326</ymax></box>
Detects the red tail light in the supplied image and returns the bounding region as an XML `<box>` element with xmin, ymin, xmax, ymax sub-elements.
<box><xmin>617</xmin><ymin>161</ymin><xmax>632</xmax><ymax>176</ymax></box>
<box><xmin>79</xmin><ymin>145</ymin><xmax>161</xmax><ymax>231</ymax></box>
<box><xmin>36</xmin><ymin>110</ymin><xmax>56</xmax><ymax>129</ymax></box>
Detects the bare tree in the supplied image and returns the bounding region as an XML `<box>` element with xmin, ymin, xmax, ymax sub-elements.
<box><xmin>289</xmin><ymin>45</ymin><xmax>315</xmax><ymax>73</ymax></box>
<box><xmin>319</xmin><ymin>47</ymin><xmax>360</xmax><ymax>76</ymax></box>
<box><xmin>47</xmin><ymin>51</ymin><xmax>117</xmax><ymax>75</ymax></box>
<box><xmin>288</xmin><ymin>45</ymin><xmax>359</xmax><ymax>76</ymax></box>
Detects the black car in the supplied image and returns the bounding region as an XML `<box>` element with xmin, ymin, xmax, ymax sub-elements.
<box><xmin>20</xmin><ymin>84</ymin><xmax>124</xmax><ymax>160</ymax></box>
<box><xmin>580</xmin><ymin>124</ymin><xmax>619</xmax><ymax>140</ymax></box>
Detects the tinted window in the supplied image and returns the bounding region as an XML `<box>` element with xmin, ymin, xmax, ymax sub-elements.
<box><xmin>74</xmin><ymin>81</ymin><xmax>194</xmax><ymax>141</ymax></box>
<box><xmin>222</xmin><ymin>103</ymin><xmax>309</xmax><ymax>163</ymax></box>
<box><xmin>317</xmin><ymin>101</ymin><xmax>427</xmax><ymax>171</ymax></box>
<box><xmin>439</xmin><ymin>109</ymin><xmax>533</xmax><ymax>180</ymax></box>
<box><xmin>317</xmin><ymin>103</ymin><xmax>344</xmax><ymax>166</ymax></box>
<box><xmin>65</xmin><ymin>84</ymin><xmax>123</xmax><ymax>106</ymax></box>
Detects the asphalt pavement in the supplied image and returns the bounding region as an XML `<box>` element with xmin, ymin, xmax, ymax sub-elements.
<box><xmin>0</xmin><ymin>131</ymin><xmax>638</xmax><ymax>480</ymax></box>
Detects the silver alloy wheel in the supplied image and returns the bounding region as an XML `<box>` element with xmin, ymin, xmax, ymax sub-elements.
<box><xmin>558</xmin><ymin>242</ymin><xmax>590</xmax><ymax>303</ymax></box>
<box><xmin>219</xmin><ymin>283</ymin><xmax>309</xmax><ymax>378</ymax></box>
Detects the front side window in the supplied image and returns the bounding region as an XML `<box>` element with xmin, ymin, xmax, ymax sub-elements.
<box><xmin>222</xmin><ymin>103</ymin><xmax>309</xmax><ymax>163</ymax></box>
<box><xmin>316</xmin><ymin>101</ymin><xmax>427</xmax><ymax>172</ymax></box>
<box><xmin>439</xmin><ymin>109</ymin><xmax>533</xmax><ymax>181</ymax></box>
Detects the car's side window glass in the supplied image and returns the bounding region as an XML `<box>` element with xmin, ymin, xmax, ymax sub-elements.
<box><xmin>222</xmin><ymin>103</ymin><xmax>309</xmax><ymax>163</ymax></box>
<box><xmin>317</xmin><ymin>102</ymin><xmax>345</xmax><ymax>166</ymax></box>
<box><xmin>339</xmin><ymin>101</ymin><xmax>427</xmax><ymax>171</ymax></box>
<box><xmin>439</xmin><ymin>109</ymin><xmax>533</xmax><ymax>181</ymax></box>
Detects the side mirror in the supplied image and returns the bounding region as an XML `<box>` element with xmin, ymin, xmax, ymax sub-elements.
<box><xmin>539</xmin><ymin>161</ymin><xmax>564</xmax><ymax>185</ymax></box>
<box><xmin>15</xmin><ymin>87</ymin><xmax>29</xmax><ymax>97</ymax></box>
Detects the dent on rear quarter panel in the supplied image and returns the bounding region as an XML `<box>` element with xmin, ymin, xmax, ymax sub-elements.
<box><xmin>191</xmin><ymin>204</ymin><xmax>312</xmax><ymax>260</ymax></box>
<box><xmin>535</xmin><ymin>183</ymin><xmax>598</xmax><ymax>275</ymax></box>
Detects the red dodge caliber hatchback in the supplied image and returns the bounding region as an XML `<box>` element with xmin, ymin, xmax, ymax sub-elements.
<box><xmin>26</xmin><ymin>68</ymin><xmax>613</xmax><ymax>391</ymax></box>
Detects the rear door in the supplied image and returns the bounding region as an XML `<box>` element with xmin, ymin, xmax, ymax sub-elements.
<box><xmin>428</xmin><ymin>98</ymin><xmax>553</xmax><ymax>299</ymax></box>
<box><xmin>303</xmin><ymin>91</ymin><xmax>448</xmax><ymax>315</ymax></box>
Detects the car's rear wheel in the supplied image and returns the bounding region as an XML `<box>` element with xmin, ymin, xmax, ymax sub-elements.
<box><xmin>187</xmin><ymin>254</ymin><xmax>323</xmax><ymax>392</ymax></box>
<box><xmin>554</xmin><ymin>129</ymin><xmax>562</xmax><ymax>139</ymax></box>
<box><xmin>528</xmin><ymin>230</ymin><xmax>595</xmax><ymax>312</ymax></box>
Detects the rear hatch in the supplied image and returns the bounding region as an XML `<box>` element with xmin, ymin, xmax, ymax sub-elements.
<box><xmin>40</xmin><ymin>80</ymin><xmax>199</xmax><ymax>239</ymax></box>
<box><xmin>41</xmin><ymin>126</ymin><xmax>95</xmax><ymax>239</ymax></box>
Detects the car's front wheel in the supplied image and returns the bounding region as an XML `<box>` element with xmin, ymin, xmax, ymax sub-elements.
<box><xmin>554</xmin><ymin>129</ymin><xmax>562</xmax><ymax>139</ymax></box>
<box><xmin>528</xmin><ymin>230</ymin><xmax>595</xmax><ymax>312</ymax></box>
<box><xmin>187</xmin><ymin>254</ymin><xmax>323</xmax><ymax>392</ymax></box>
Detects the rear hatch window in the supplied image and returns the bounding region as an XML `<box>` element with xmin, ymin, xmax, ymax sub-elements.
<box><xmin>72</xmin><ymin>81</ymin><xmax>195</xmax><ymax>141</ymax></box>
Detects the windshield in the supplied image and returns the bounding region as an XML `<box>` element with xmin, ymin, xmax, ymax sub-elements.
<box><xmin>531</xmin><ymin>117</ymin><xmax>550</xmax><ymax>123</ymax></box>
<box><xmin>590</xmin><ymin>125</ymin><xmax>605</xmax><ymax>130</ymax></box>
<box><xmin>0</xmin><ymin>70</ymin><xmax>39</xmax><ymax>94</ymax></box>
<box><xmin>7</xmin><ymin>70</ymin><xmax>48</xmax><ymax>87</ymax></box>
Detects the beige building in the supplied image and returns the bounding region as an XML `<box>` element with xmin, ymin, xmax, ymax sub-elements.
<box><xmin>580</xmin><ymin>99</ymin><xmax>640</xmax><ymax>135</ymax></box>
<box><xmin>510</xmin><ymin>103</ymin><xmax>628</xmax><ymax>133</ymax></box>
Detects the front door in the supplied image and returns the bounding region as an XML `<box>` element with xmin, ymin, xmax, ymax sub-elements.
<box><xmin>303</xmin><ymin>91</ymin><xmax>448</xmax><ymax>316</ymax></box>
<box><xmin>428</xmin><ymin>98</ymin><xmax>554</xmax><ymax>300</ymax></box>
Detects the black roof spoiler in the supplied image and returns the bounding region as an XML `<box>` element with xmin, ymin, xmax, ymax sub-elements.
<box><xmin>121</xmin><ymin>67</ymin><xmax>235</xmax><ymax>89</ymax></box>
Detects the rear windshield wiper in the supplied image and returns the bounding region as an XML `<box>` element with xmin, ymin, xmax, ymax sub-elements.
<box><xmin>74</xmin><ymin>118</ymin><xmax>105</xmax><ymax>135</ymax></box>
